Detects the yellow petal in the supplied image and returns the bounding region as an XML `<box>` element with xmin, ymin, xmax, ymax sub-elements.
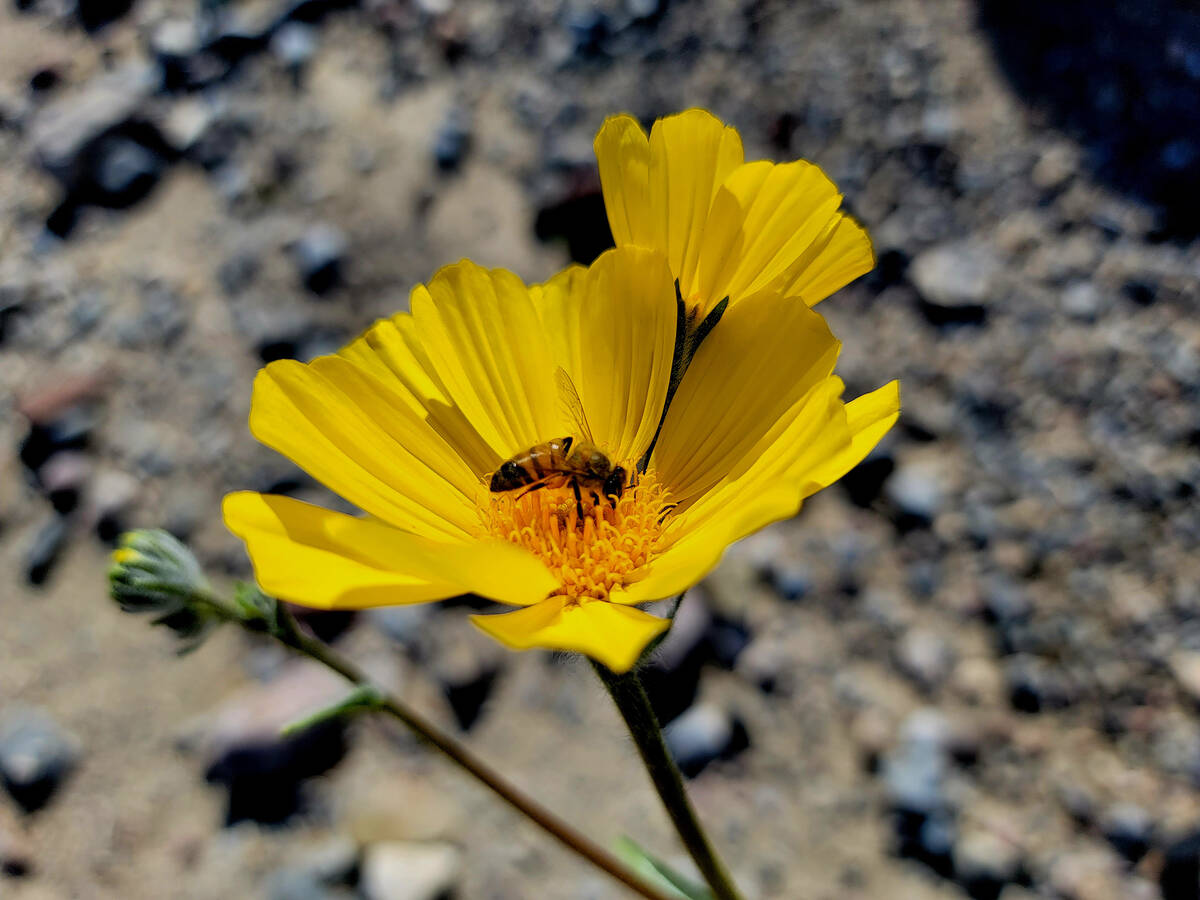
<box><xmin>223</xmin><ymin>492</ymin><xmax>558</xmax><ymax>609</ymax></box>
<box><xmin>626</xmin><ymin>378</ymin><xmax>856</xmax><ymax>604</ymax></box>
<box><xmin>782</xmin><ymin>213</ymin><xmax>875</xmax><ymax>306</ymax></box>
<box><xmin>648</xmin><ymin>110</ymin><xmax>744</xmax><ymax>299</ymax></box>
<box><xmin>470</xmin><ymin>597</ymin><xmax>670</xmax><ymax>673</ymax></box>
<box><xmin>339</xmin><ymin>310</ymin><xmax>502</xmax><ymax>478</ymax></box>
<box><xmin>249</xmin><ymin>358</ymin><xmax>479</xmax><ymax>539</ymax></box>
<box><xmin>805</xmin><ymin>379</ymin><xmax>901</xmax><ymax>489</ymax></box>
<box><xmin>650</xmin><ymin>288</ymin><xmax>840</xmax><ymax>506</ymax></box>
<box><xmin>529</xmin><ymin>264</ymin><xmax>587</xmax><ymax>375</ymax></box>
<box><xmin>595</xmin><ymin>110</ymin><xmax>744</xmax><ymax>295</ymax></box>
<box><xmin>692</xmin><ymin>159</ymin><xmax>874</xmax><ymax>308</ymax></box>
<box><xmin>594</xmin><ymin>114</ymin><xmax>652</xmax><ymax>248</ymax></box>
<box><xmin>533</xmin><ymin>247</ymin><xmax>676</xmax><ymax>462</ymax></box>
<box><xmin>411</xmin><ymin>260</ymin><xmax>560</xmax><ymax>460</ymax></box>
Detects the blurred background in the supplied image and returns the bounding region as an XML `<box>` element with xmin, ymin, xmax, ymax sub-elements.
<box><xmin>2</xmin><ymin>0</ymin><xmax>1200</xmax><ymax>897</ymax></box>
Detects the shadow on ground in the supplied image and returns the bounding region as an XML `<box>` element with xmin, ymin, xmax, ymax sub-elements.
<box><xmin>978</xmin><ymin>0</ymin><xmax>1200</xmax><ymax>239</ymax></box>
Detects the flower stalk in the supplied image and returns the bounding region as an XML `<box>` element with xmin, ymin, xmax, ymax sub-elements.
<box><xmin>592</xmin><ymin>661</ymin><xmax>744</xmax><ymax>900</ymax></box>
<box><xmin>109</xmin><ymin>530</ymin><xmax>678</xmax><ymax>900</ymax></box>
<box><xmin>271</xmin><ymin>609</ymin><xmax>680</xmax><ymax>900</ymax></box>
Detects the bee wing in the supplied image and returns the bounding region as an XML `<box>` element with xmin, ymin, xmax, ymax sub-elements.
<box><xmin>555</xmin><ymin>366</ymin><xmax>595</xmax><ymax>444</ymax></box>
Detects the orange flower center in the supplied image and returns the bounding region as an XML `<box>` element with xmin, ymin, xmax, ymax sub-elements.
<box><xmin>483</xmin><ymin>469</ymin><xmax>672</xmax><ymax>603</ymax></box>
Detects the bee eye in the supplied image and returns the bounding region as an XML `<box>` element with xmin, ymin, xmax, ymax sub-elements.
<box><xmin>501</xmin><ymin>461</ymin><xmax>521</xmax><ymax>478</ymax></box>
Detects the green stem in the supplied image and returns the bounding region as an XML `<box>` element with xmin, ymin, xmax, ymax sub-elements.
<box><xmin>593</xmin><ymin>662</ymin><xmax>744</xmax><ymax>900</ymax></box>
<box><xmin>266</xmin><ymin>607</ymin><xmax>676</xmax><ymax>900</ymax></box>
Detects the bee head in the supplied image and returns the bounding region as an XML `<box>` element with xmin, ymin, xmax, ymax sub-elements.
<box><xmin>490</xmin><ymin>460</ymin><xmax>527</xmax><ymax>491</ymax></box>
<box><xmin>604</xmin><ymin>466</ymin><xmax>626</xmax><ymax>500</ymax></box>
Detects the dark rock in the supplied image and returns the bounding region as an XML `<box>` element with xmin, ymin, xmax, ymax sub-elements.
<box><xmin>0</xmin><ymin>708</ymin><xmax>79</xmax><ymax>813</ymax></box>
<box><xmin>1101</xmin><ymin>804</ymin><xmax>1153</xmax><ymax>866</ymax></box>
<box><xmin>45</xmin><ymin>119</ymin><xmax>177</xmax><ymax>233</ymax></box>
<box><xmin>149</xmin><ymin>19</ymin><xmax>201</xmax><ymax>91</ymax></box>
<box><xmin>284</xmin><ymin>604</ymin><xmax>356</xmax><ymax>644</ymax></box>
<box><xmin>38</xmin><ymin>450</ymin><xmax>89</xmax><ymax>514</ymax></box>
<box><xmin>0</xmin><ymin>812</ymin><xmax>33</xmax><ymax>876</ymax></box>
<box><xmin>290</xmin><ymin>224</ymin><xmax>347</xmax><ymax>295</ymax></box>
<box><xmin>432</xmin><ymin>108</ymin><xmax>471</xmax><ymax>172</ymax></box>
<box><xmin>1005</xmin><ymin>655</ymin><xmax>1071</xmax><ymax>714</ymax></box>
<box><xmin>1122</xmin><ymin>278</ymin><xmax>1157</xmax><ymax>306</ymax></box>
<box><xmin>869</xmin><ymin>248</ymin><xmax>911</xmax><ymax>290</ymax></box>
<box><xmin>29</xmin><ymin>66</ymin><xmax>176</xmax><ymax>232</ymax></box>
<box><xmin>254</xmin><ymin>326</ymin><xmax>350</xmax><ymax>364</ymax></box>
<box><xmin>769</xmin><ymin>561</ymin><xmax>812</xmax><ymax>602</ymax></box>
<box><xmin>706</xmin><ymin>614</ymin><xmax>751</xmax><ymax>670</ymax></box>
<box><xmin>438</xmin><ymin>661</ymin><xmax>500</xmax><ymax>732</ymax></box>
<box><xmin>905</xmin><ymin>559</ymin><xmax>941</xmax><ymax>599</ymax></box>
<box><xmin>534</xmin><ymin>186</ymin><xmax>614</xmax><ymax>265</ymax></box>
<box><xmin>663</xmin><ymin>703</ymin><xmax>750</xmax><ymax>778</ymax></box>
<box><xmin>981</xmin><ymin>577</ymin><xmax>1033</xmax><ymax>654</ymax></box>
<box><xmin>1162</xmin><ymin>829</ymin><xmax>1200</xmax><ymax>900</ymax></box>
<box><xmin>76</xmin><ymin>0</ymin><xmax>136</xmax><ymax>32</ymax></box>
<box><xmin>19</xmin><ymin>406</ymin><xmax>94</xmax><ymax>477</ymax></box>
<box><xmin>883</xmin><ymin>711</ymin><xmax>958</xmax><ymax>878</ymax></box>
<box><xmin>0</xmin><ymin>289</ymin><xmax>25</xmax><ymax>344</ymax></box>
<box><xmin>638</xmin><ymin>594</ymin><xmax>710</xmax><ymax>725</ymax></box>
<box><xmin>90</xmin><ymin>131</ymin><xmax>165</xmax><ymax>203</ymax></box>
<box><xmin>28</xmin><ymin>67</ymin><xmax>61</xmax><ymax>94</ymax></box>
<box><xmin>182</xmin><ymin>663</ymin><xmax>352</xmax><ymax>825</ymax></box>
<box><xmin>840</xmin><ymin>450</ymin><xmax>895</xmax><ymax>508</ymax></box>
<box><xmin>564</xmin><ymin>6</ymin><xmax>610</xmax><ymax>58</ymax></box>
<box><xmin>276</xmin><ymin>0</ymin><xmax>359</xmax><ymax>28</ymax></box>
<box><xmin>25</xmin><ymin>517</ymin><xmax>69</xmax><ymax>587</ymax></box>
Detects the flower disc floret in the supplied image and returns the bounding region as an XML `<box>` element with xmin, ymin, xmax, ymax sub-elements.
<box><xmin>485</xmin><ymin>471</ymin><xmax>671</xmax><ymax>603</ymax></box>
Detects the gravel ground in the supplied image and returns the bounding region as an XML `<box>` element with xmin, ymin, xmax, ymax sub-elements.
<box><xmin>2</xmin><ymin>1</ymin><xmax>1200</xmax><ymax>898</ymax></box>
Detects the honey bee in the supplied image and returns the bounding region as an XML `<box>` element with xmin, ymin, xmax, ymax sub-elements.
<box><xmin>489</xmin><ymin>368</ymin><xmax>627</xmax><ymax>518</ymax></box>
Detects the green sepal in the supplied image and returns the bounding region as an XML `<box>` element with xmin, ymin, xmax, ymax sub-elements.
<box><xmin>232</xmin><ymin>580</ymin><xmax>278</xmax><ymax>627</ymax></box>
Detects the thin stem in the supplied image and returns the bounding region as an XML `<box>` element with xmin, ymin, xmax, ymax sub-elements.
<box><xmin>269</xmin><ymin>608</ymin><xmax>676</xmax><ymax>900</ymax></box>
<box><xmin>593</xmin><ymin>662</ymin><xmax>745</xmax><ymax>900</ymax></box>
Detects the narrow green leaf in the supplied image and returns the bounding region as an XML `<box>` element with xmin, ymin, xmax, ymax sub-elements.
<box><xmin>280</xmin><ymin>684</ymin><xmax>384</xmax><ymax>736</ymax></box>
<box><xmin>614</xmin><ymin>836</ymin><xmax>715</xmax><ymax>900</ymax></box>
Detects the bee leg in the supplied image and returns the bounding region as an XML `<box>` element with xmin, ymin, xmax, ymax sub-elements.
<box><xmin>571</xmin><ymin>479</ymin><xmax>585</xmax><ymax>520</ymax></box>
<box><xmin>657</xmin><ymin>502</ymin><xmax>678</xmax><ymax>524</ymax></box>
<box><xmin>516</xmin><ymin>482</ymin><xmax>549</xmax><ymax>501</ymax></box>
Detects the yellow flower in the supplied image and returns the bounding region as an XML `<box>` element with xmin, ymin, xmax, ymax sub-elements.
<box><xmin>223</xmin><ymin>247</ymin><xmax>898</xmax><ymax>673</ymax></box>
<box><xmin>594</xmin><ymin>108</ymin><xmax>873</xmax><ymax>322</ymax></box>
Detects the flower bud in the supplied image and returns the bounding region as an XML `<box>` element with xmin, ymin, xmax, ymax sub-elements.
<box><xmin>108</xmin><ymin>529</ymin><xmax>219</xmax><ymax>651</ymax></box>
